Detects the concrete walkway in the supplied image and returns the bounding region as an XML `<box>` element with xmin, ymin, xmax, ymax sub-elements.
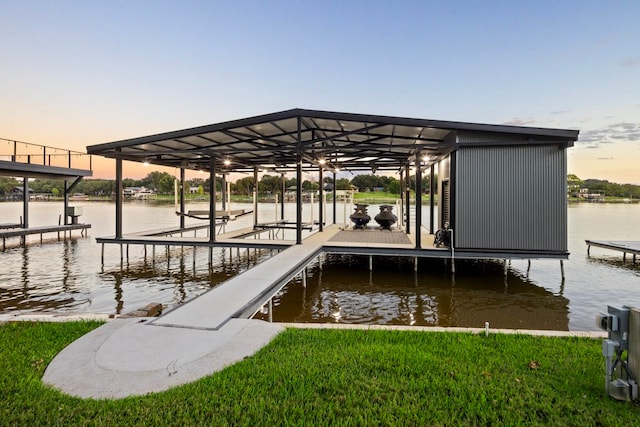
<box><xmin>43</xmin><ymin>227</ymin><xmax>340</xmax><ymax>399</ymax></box>
<box><xmin>43</xmin><ymin>318</ymin><xmax>283</xmax><ymax>399</ymax></box>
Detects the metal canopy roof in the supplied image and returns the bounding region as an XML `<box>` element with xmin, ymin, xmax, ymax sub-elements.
<box><xmin>86</xmin><ymin>108</ymin><xmax>578</xmax><ymax>173</ymax></box>
<box><xmin>0</xmin><ymin>160</ymin><xmax>93</xmax><ymax>180</ymax></box>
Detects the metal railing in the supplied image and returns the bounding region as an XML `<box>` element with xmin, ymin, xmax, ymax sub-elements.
<box><xmin>0</xmin><ymin>137</ymin><xmax>92</xmax><ymax>170</ymax></box>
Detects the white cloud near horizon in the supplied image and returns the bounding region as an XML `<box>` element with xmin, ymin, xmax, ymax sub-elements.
<box><xmin>577</xmin><ymin>122</ymin><xmax>640</xmax><ymax>147</ymax></box>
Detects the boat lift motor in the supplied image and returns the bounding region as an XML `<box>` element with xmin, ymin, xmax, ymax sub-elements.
<box><xmin>596</xmin><ymin>305</ymin><xmax>638</xmax><ymax>401</ymax></box>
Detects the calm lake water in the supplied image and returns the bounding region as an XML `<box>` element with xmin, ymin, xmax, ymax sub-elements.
<box><xmin>0</xmin><ymin>200</ymin><xmax>638</xmax><ymax>331</ymax></box>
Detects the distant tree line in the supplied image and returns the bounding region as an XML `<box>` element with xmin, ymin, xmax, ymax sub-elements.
<box><xmin>4</xmin><ymin>173</ymin><xmax>638</xmax><ymax>199</ymax></box>
<box><xmin>0</xmin><ymin>172</ymin><xmax>438</xmax><ymax>197</ymax></box>
<box><xmin>567</xmin><ymin>174</ymin><xmax>640</xmax><ymax>198</ymax></box>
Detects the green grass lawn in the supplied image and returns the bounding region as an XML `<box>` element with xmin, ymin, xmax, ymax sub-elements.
<box><xmin>1</xmin><ymin>321</ymin><xmax>638</xmax><ymax>425</ymax></box>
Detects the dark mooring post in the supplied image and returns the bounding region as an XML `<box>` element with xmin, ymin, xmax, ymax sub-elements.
<box><xmin>209</xmin><ymin>156</ymin><xmax>216</xmax><ymax>243</ymax></box>
<box><xmin>115</xmin><ymin>155</ymin><xmax>123</xmax><ymax>239</ymax></box>
<box><xmin>405</xmin><ymin>163</ymin><xmax>411</xmax><ymax>234</ymax></box>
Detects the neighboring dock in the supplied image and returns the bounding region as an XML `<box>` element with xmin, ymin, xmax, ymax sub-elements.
<box><xmin>0</xmin><ymin>223</ymin><xmax>91</xmax><ymax>249</ymax></box>
<box><xmin>586</xmin><ymin>240</ymin><xmax>640</xmax><ymax>263</ymax></box>
<box><xmin>0</xmin><ymin>138</ymin><xmax>93</xmax><ymax>250</ymax></box>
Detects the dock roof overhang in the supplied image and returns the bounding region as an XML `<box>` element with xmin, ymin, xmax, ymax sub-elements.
<box><xmin>0</xmin><ymin>160</ymin><xmax>93</xmax><ymax>180</ymax></box>
<box><xmin>86</xmin><ymin>108</ymin><xmax>579</xmax><ymax>173</ymax></box>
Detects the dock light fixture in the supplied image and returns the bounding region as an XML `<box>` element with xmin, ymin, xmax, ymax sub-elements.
<box><xmin>318</xmin><ymin>158</ymin><xmax>326</xmax><ymax>165</ymax></box>
<box><xmin>223</xmin><ymin>159</ymin><xmax>231</xmax><ymax>166</ymax></box>
<box><xmin>422</xmin><ymin>154</ymin><xmax>430</xmax><ymax>163</ymax></box>
<box><xmin>143</xmin><ymin>160</ymin><xmax>150</xmax><ymax>167</ymax></box>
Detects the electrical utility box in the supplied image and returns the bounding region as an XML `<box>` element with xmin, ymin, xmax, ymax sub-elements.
<box><xmin>629</xmin><ymin>308</ymin><xmax>640</xmax><ymax>394</ymax></box>
<box><xmin>597</xmin><ymin>305</ymin><xmax>638</xmax><ymax>401</ymax></box>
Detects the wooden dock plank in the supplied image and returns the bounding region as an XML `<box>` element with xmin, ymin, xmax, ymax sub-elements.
<box><xmin>0</xmin><ymin>224</ymin><xmax>91</xmax><ymax>238</ymax></box>
<box><xmin>586</xmin><ymin>240</ymin><xmax>640</xmax><ymax>262</ymax></box>
<box><xmin>0</xmin><ymin>223</ymin><xmax>22</xmax><ymax>230</ymax></box>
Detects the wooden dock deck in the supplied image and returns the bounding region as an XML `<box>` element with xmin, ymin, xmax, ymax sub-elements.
<box><xmin>1</xmin><ymin>223</ymin><xmax>91</xmax><ymax>249</ymax></box>
<box><xmin>586</xmin><ymin>240</ymin><xmax>640</xmax><ymax>263</ymax></box>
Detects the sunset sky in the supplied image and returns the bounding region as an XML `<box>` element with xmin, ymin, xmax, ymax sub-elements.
<box><xmin>2</xmin><ymin>1</ymin><xmax>639</xmax><ymax>183</ymax></box>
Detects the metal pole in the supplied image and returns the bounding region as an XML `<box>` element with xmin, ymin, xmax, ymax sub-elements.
<box><xmin>415</xmin><ymin>153</ymin><xmax>422</xmax><ymax>249</ymax></box>
<box><xmin>221</xmin><ymin>173</ymin><xmax>227</xmax><ymax>212</ymax></box>
<box><xmin>399</xmin><ymin>169</ymin><xmax>404</xmax><ymax>230</ymax></box>
<box><xmin>253</xmin><ymin>167</ymin><xmax>259</xmax><ymax>228</ymax></box>
<box><xmin>318</xmin><ymin>166</ymin><xmax>324</xmax><ymax>231</ymax></box>
<box><xmin>296</xmin><ymin>155</ymin><xmax>303</xmax><ymax>244</ymax></box>
<box><xmin>209</xmin><ymin>156</ymin><xmax>216</xmax><ymax>243</ymax></box>
<box><xmin>332</xmin><ymin>171</ymin><xmax>337</xmax><ymax>225</ymax></box>
<box><xmin>405</xmin><ymin>163</ymin><xmax>411</xmax><ymax>234</ymax></box>
<box><xmin>63</xmin><ymin>180</ymin><xmax>69</xmax><ymax>225</ymax></box>
<box><xmin>115</xmin><ymin>154</ymin><xmax>123</xmax><ymax>239</ymax></box>
<box><xmin>22</xmin><ymin>176</ymin><xmax>29</xmax><ymax>228</ymax></box>
<box><xmin>296</xmin><ymin>117</ymin><xmax>303</xmax><ymax>244</ymax></box>
<box><xmin>180</xmin><ymin>165</ymin><xmax>186</xmax><ymax>229</ymax></box>
<box><xmin>281</xmin><ymin>173</ymin><xmax>285</xmax><ymax>221</ymax></box>
<box><xmin>430</xmin><ymin>163</ymin><xmax>435</xmax><ymax>234</ymax></box>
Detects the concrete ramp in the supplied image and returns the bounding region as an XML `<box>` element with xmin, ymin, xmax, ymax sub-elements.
<box><xmin>43</xmin><ymin>318</ymin><xmax>283</xmax><ymax>399</ymax></box>
<box><xmin>43</xmin><ymin>227</ymin><xmax>339</xmax><ymax>399</ymax></box>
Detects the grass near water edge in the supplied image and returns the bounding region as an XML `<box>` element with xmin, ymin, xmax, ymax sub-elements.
<box><xmin>1</xmin><ymin>321</ymin><xmax>639</xmax><ymax>426</ymax></box>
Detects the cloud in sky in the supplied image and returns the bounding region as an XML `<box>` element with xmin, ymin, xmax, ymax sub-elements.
<box><xmin>578</xmin><ymin>122</ymin><xmax>640</xmax><ymax>147</ymax></box>
<box><xmin>502</xmin><ymin>118</ymin><xmax>537</xmax><ymax>126</ymax></box>
<box><xmin>621</xmin><ymin>57</ymin><xmax>639</xmax><ymax>68</ymax></box>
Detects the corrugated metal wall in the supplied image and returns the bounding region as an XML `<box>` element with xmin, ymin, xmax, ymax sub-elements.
<box><xmin>455</xmin><ymin>144</ymin><xmax>567</xmax><ymax>253</ymax></box>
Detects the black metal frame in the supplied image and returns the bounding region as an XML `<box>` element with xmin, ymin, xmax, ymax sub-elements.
<box><xmin>86</xmin><ymin>108</ymin><xmax>577</xmax><ymax>174</ymax></box>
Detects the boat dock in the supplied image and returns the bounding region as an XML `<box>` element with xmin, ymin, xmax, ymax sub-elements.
<box><xmin>586</xmin><ymin>240</ymin><xmax>640</xmax><ymax>263</ymax></box>
<box><xmin>1</xmin><ymin>223</ymin><xmax>91</xmax><ymax>249</ymax></box>
<box><xmin>0</xmin><ymin>138</ymin><xmax>93</xmax><ymax>249</ymax></box>
<box><xmin>43</xmin><ymin>109</ymin><xmax>578</xmax><ymax>399</ymax></box>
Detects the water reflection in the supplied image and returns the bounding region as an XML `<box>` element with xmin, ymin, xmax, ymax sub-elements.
<box><xmin>97</xmin><ymin>246</ymin><xmax>278</xmax><ymax>314</ymax></box>
<box><xmin>255</xmin><ymin>255</ymin><xmax>570</xmax><ymax>331</ymax></box>
<box><xmin>1</xmin><ymin>202</ymin><xmax>638</xmax><ymax>330</ymax></box>
<box><xmin>1</xmin><ymin>244</ymin><xmax>82</xmax><ymax>312</ymax></box>
<box><xmin>585</xmin><ymin>254</ymin><xmax>640</xmax><ymax>276</ymax></box>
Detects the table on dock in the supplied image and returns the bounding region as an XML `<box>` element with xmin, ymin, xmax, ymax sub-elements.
<box><xmin>585</xmin><ymin>240</ymin><xmax>640</xmax><ymax>263</ymax></box>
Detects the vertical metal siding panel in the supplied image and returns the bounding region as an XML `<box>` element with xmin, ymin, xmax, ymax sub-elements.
<box><xmin>456</xmin><ymin>145</ymin><xmax>567</xmax><ymax>252</ymax></box>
